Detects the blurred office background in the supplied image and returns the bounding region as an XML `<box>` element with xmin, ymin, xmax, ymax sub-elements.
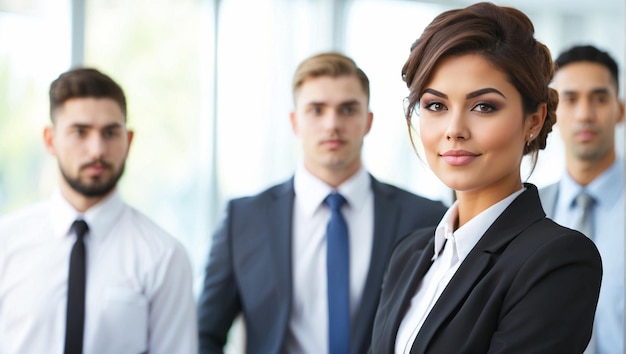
<box><xmin>1</xmin><ymin>0</ymin><xmax>624</xmax><ymax>292</ymax></box>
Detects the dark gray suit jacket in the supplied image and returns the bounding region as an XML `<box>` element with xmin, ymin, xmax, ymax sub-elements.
<box><xmin>198</xmin><ymin>176</ymin><xmax>447</xmax><ymax>354</ymax></box>
<box><xmin>370</xmin><ymin>184</ymin><xmax>602</xmax><ymax>353</ymax></box>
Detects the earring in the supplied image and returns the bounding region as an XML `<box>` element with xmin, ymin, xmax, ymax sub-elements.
<box><xmin>527</xmin><ymin>133</ymin><xmax>533</xmax><ymax>147</ymax></box>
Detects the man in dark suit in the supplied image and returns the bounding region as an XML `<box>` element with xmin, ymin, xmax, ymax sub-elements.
<box><xmin>197</xmin><ymin>52</ymin><xmax>447</xmax><ymax>354</ymax></box>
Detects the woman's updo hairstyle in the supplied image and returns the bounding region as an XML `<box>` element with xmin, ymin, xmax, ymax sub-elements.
<box><xmin>402</xmin><ymin>2</ymin><xmax>558</xmax><ymax>169</ymax></box>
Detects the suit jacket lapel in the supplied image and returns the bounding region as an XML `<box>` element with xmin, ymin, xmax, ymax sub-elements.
<box><xmin>266</xmin><ymin>179</ymin><xmax>296</xmax><ymax>348</ymax></box>
<box><xmin>386</xmin><ymin>235</ymin><xmax>436</xmax><ymax>353</ymax></box>
<box><xmin>351</xmin><ymin>178</ymin><xmax>402</xmax><ymax>353</ymax></box>
<box><xmin>409</xmin><ymin>252</ymin><xmax>492</xmax><ymax>353</ymax></box>
<box><xmin>410</xmin><ymin>184</ymin><xmax>546</xmax><ymax>353</ymax></box>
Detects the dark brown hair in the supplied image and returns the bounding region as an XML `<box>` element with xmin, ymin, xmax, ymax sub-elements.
<box><xmin>555</xmin><ymin>45</ymin><xmax>620</xmax><ymax>93</ymax></box>
<box><xmin>402</xmin><ymin>2</ymin><xmax>557</xmax><ymax>169</ymax></box>
<box><xmin>49</xmin><ymin>67</ymin><xmax>127</xmax><ymax>122</ymax></box>
<box><xmin>292</xmin><ymin>52</ymin><xmax>370</xmax><ymax>104</ymax></box>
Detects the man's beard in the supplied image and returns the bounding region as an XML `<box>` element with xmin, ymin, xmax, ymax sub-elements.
<box><xmin>60</xmin><ymin>160</ymin><xmax>125</xmax><ymax>198</ymax></box>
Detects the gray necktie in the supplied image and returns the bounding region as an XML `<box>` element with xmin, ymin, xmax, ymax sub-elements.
<box><xmin>574</xmin><ymin>192</ymin><xmax>595</xmax><ymax>240</ymax></box>
<box><xmin>574</xmin><ymin>192</ymin><xmax>596</xmax><ymax>354</ymax></box>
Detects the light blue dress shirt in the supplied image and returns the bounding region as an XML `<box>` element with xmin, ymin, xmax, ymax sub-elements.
<box><xmin>553</xmin><ymin>160</ymin><xmax>624</xmax><ymax>354</ymax></box>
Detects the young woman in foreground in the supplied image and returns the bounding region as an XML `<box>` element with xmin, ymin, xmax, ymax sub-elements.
<box><xmin>370</xmin><ymin>2</ymin><xmax>602</xmax><ymax>353</ymax></box>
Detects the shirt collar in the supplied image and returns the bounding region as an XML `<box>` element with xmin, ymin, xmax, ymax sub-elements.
<box><xmin>293</xmin><ymin>164</ymin><xmax>371</xmax><ymax>216</ymax></box>
<box><xmin>433</xmin><ymin>187</ymin><xmax>525</xmax><ymax>262</ymax></box>
<box><xmin>50</xmin><ymin>188</ymin><xmax>125</xmax><ymax>240</ymax></box>
<box><xmin>433</xmin><ymin>203</ymin><xmax>458</xmax><ymax>259</ymax></box>
<box><xmin>559</xmin><ymin>159</ymin><xmax>623</xmax><ymax>209</ymax></box>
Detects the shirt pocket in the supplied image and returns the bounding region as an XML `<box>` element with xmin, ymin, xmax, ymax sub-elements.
<box><xmin>101</xmin><ymin>287</ymin><xmax>148</xmax><ymax>353</ymax></box>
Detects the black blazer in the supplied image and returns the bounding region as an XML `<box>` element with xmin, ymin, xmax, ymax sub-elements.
<box><xmin>370</xmin><ymin>184</ymin><xmax>602</xmax><ymax>353</ymax></box>
<box><xmin>198</xmin><ymin>175</ymin><xmax>447</xmax><ymax>354</ymax></box>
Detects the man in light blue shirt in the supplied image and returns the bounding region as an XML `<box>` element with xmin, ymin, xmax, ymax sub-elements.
<box><xmin>540</xmin><ymin>45</ymin><xmax>624</xmax><ymax>354</ymax></box>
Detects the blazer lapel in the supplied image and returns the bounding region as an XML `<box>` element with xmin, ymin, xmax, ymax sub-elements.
<box><xmin>386</xmin><ymin>235</ymin><xmax>437</xmax><ymax>353</ymax></box>
<box><xmin>351</xmin><ymin>178</ymin><xmax>402</xmax><ymax>353</ymax></box>
<box><xmin>265</xmin><ymin>179</ymin><xmax>296</xmax><ymax>348</ymax></box>
<box><xmin>410</xmin><ymin>184</ymin><xmax>546</xmax><ymax>353</ymax></box>
<box><xmin>409</xmin><ymin>252</ymin><xmax>492</xmax><ymax>353</ymax></box>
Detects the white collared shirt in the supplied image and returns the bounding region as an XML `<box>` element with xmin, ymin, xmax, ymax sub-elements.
<box><xmin>0</xmin><ymin>189</ymin><xmax>197</xmax><ymax>354</ymax></box>
<box><xmin>395</xmin><ymin>187</ymin><xmax>525</xmax><ymax>354</ymax></box>
<box><xmin>285</xmin><ymin>165</ymin><xmax>374</xmax><ymax>354</ymax></box>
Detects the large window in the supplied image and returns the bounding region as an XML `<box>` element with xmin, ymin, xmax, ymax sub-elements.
<box><xmin>0</xmin><ymin>0</ymin><xmax>624</xmax><ymax>300</ymax></box>
<box><xmin>0</xmin><ymin>1</ymin><xmax>72</xmax><ymax>214</ymax></box>
<box><xmin>0</xmin><ymin>1</ymin><xmax>623</xmax><ymax>352</ymax></box>
<box><xmin>82</xmin><ymin>0</ymin><xmax>215</xmax><ymax>285</ymax></box>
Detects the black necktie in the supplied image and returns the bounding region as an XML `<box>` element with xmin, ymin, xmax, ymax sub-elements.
<box><xmin>64</xmin><ymin>219</ymin><xmax>89</xmax><ymax>354</ymax></box>
<box><xmin>325</xmin><ymin>193</ymin><xmax>350</xmax><ymax>354</ymax></box>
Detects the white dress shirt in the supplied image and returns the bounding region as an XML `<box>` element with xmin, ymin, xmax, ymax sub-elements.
<box><xmin>552</xmin><ymin>160</ymin><xmax>624</xmax><ymax>354</ymax></box>
<box><xmin>285</xmin><ymin>165</ymin><xmax>374</xmax><ymax>354</ymax></box>
<box><xmin>0</xmin><ymin>189</ymin><xmax>198</xmax><ymax>354</ymax></box>
<box><xmin>395</xmin><ymin>187</ymin><xmax>525</xmax><ymax>354</ymax></box>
